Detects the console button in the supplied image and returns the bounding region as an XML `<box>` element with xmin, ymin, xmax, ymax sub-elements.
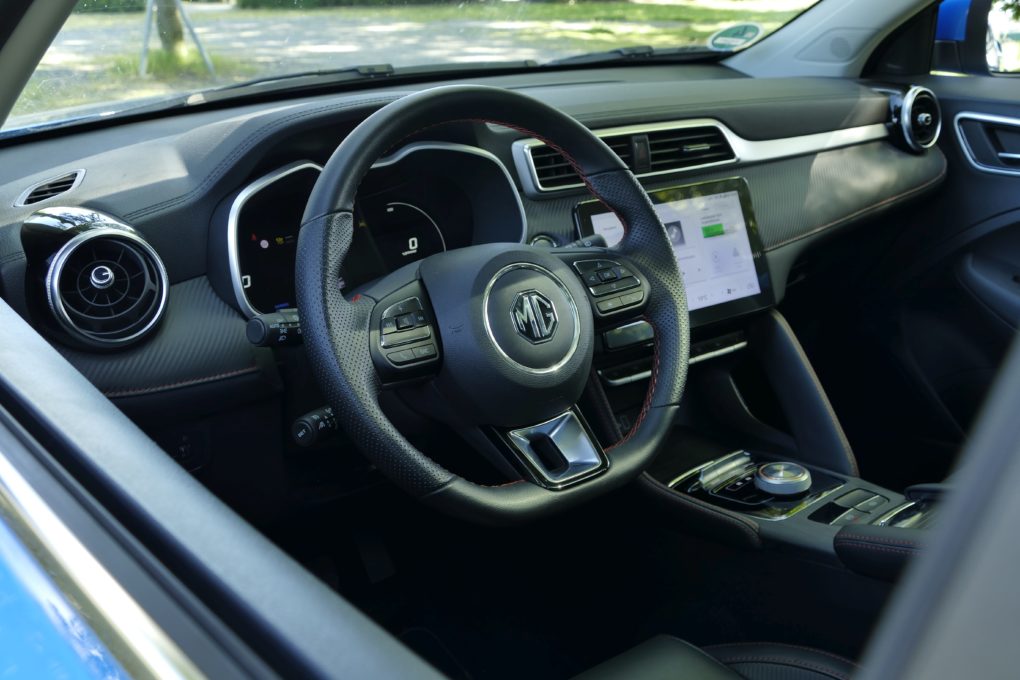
<box><xmin>832</xmin><ymin>508</ymin><xmax>869</xmax><ymax>526</ymax></box>
<box><xmin>855</xmin><ymin>494</ymin><xmax>888</xmax><ymax>513</ymax></box>
<box><xmin>597</xmin><ymin>296</ymin><xmax>624</xmax><ymax>313</ymax></box>
<box><xmin>835</xmin><ymin>489</ymin><xmax>875</xmax><ymax>508</ymax></box>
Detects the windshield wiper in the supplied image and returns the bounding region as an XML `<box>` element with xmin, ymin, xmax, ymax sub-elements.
<box><xmin>545</xmin><ymin>45</ymin><xmax>723</xmax><ymax>66</ymax></box>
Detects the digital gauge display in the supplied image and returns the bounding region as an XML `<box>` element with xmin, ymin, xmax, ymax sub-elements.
<box><xmin>233</xmin><ymin>163</ymin><xmax>448</xmax><ymax>315</ymax></box>
<box><xmin>234</xmin><ymin>164</ymin><xmax>320</xmax><ymax>315</ymax></box>
<box><xmin>358</xmin><ymin>202</ymin><xmax>447</xmax><ymax>271</ymax></box>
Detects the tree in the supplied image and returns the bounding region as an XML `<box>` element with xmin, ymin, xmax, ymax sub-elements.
<box><xmin>156</xmin><ymin>0</ymin><xmax>184</xmax><ymax>54</ymax></box>
<box><xmin>1002</xmin><ymin>1</ymin><xmax>1020</xmax><ymax>20</ymax></box>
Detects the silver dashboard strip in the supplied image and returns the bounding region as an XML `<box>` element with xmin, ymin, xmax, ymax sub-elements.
<box><xmin>228</xmin><ymin>161</ymin><xmax>322</xmax><ymax>319</ymax></box>
<box><xmin>228</xmin><ymin>143</ymin><xmax>528</xmax><ymax>319</ymax></box>
<box><xmin>599</xmin><ymin>340</ymin><xmax>747</xmax><ymax>387</ymax></box>
<box><xmin>512</xmin><ymin>119</ymin><xmax>889</xmax><ymax>194</ymax></box>
<box><xmin>0</xmin><ymin>448</ymin><xmax>202</xmax><ymax>679</ymax></box>
<box><xmin>954</xmin><ymin>111</ymin><xmax>1020</xmax><ymax>177</ymax></box>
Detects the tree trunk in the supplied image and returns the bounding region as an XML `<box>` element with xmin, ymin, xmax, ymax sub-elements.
<box><xmin>156</xmin><ymin>0</ymin><xmax>185</xmax><ymax>54</ymax></box>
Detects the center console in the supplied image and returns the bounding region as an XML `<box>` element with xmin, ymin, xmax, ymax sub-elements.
<box><xmin>573</xmin><ymin>176</ymin><xmax>934</xmax><ymax>583</ymax></box>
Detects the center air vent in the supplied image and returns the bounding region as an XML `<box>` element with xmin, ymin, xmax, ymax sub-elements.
<box><xmin>46</xmin><ymin>229</ymin><xmax>168</xmax><ymax>348</ymax></box>
<box><xmin>15</xmin><ymin>170</ymin><xmax>84</xmax><ymax>207</ymax></box>
<box><xmin>899</xmin><ymin>86</ymin><xmax>941</xmax><ymax>152</ymax></box>
<box><xmin>518</xmin><ymin>122</ymin><xmax>736</xmax><ymax>192</ymax></box>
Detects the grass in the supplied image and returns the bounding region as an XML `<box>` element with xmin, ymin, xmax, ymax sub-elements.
<box><xmin>9</xmin><ymin>49</ymin><xmax>254</xmax><ymax>124</ymax></box>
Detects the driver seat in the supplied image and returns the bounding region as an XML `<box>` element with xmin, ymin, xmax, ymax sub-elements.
<box><xmin>577</xmin><ymin>636</ymin><xmax>857</xmax><ymax>679</ymax></box>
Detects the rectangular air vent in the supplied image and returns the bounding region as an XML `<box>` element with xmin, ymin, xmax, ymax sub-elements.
<box><xmin>16</xmin><ymin>170</ymin><xmax>84</xmax><ymax>207</ymax></box>
<box><xmin>519</xmin><ymin>122</ymin><xmax>737</xmax><ymax>193</ymax></box>
<box><xmin>645</xmin><ymin>126</ymin><xmax>735</xmax><ymax>172</ymax></box>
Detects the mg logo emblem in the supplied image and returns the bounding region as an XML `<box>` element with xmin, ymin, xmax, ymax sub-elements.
<box><xmin>511</xmin><ymin>290</ymin><xmax>557</xmax><ymax>344</ymax></box>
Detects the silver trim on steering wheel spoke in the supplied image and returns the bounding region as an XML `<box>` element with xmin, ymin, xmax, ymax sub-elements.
<box><xmin>507</xmin><ymin>410</ymin><xmax>608</xmax><ymax>488</ymax></box>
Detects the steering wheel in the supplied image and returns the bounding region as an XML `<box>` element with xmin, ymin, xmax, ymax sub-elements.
<box><xmin>296</xmin><ymin>86</ymin><xmax>689</xmax><ymax>524</ymax></box>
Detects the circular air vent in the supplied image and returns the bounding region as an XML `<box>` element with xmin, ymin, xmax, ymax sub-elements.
<box><xmin>46</xmin><ymin>229</ymin><xmax>168</xmax><ymax>348</ymax></box>
<box><xmin>900</xmin><ymin>86</ymin><xmax>941</xmax><ymax>152</ymax></box>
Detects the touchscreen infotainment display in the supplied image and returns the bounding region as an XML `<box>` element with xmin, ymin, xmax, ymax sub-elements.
<box><xmin>574</xmin><ymin>177</ymin><xmax>772</xmax><ymax>323</ymax></box>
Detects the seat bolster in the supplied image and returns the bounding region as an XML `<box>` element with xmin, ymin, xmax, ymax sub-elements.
<box><xmin>575</xmin><ymin>636</ymin><xmax>741</xmax><ymax>680</ymax></box>
<box><xmin>705</xmin><ymin>642</ymin><xmax>859</xmax><ymax>680</ymax></box>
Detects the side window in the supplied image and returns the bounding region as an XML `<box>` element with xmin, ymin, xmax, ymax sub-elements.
<box><xmin>989</xmin><ymin>1</ymin><xmax>1020</xmax><ymax>72</ymax></box>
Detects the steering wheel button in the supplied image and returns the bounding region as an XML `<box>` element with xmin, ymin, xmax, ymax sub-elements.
<box><xmin>614</xmin><ymin>266</ymin><xmax>632</xmax><ymax>278</ymax></box>
<box><xmin>381</xmin><ymin>317</ymin><xmax>398</xmax><ymax>334</ymax></box>
<box><xmin>597</xmin><ymin>296</ymin><xmax>624</xmax><ymax>313</ymax></box>
<box><xmin>597</xmin><ymin>269</ymin><xmax>618</xmax><ymax>282</ymax></box>
<box><xmin>380</xmin><ymin>325</ymin><xmax>431</xmax><ymax>348</ymax></box>
<box><xmin>583</xmin><ymin>272</ymin><xmax>601</xmax><ymax>286</ymax></box>
<box><xmin>386</xmin><ymin>349</ymin><xmax>416</xmax><ymax>365</ymax></box>
<box><xmin>395</xmin><ymin>313</ymin><xmax>416</xmax><ymax>330</ymax></box>
<box><xmin>413</xmin><ymin>344</ymin><xmax>437</xmax><ymax>359</ymax></box>
<box><xmin>572</xmin><ymin>260</ymin><xmax>602</xmax><ymax>274</ymax></box>
<box><xmin>620</xmin><ymin>290</ymin><xmax>644</xmax><ymax>306</ymax></box>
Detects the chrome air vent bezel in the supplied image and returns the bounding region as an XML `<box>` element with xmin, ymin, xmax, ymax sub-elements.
<box><xmin>900</xmin><ymin>86</ymin><xmax>942</xmax><ymax>152</ymax></box>
<box><xmin>23</xmin><ymin>207</ymin><xmax>169</xmax><ymax>349</ymax></box>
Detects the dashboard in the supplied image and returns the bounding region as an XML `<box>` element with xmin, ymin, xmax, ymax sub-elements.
<box><xmin>225</xmin><ymin>143</ymin><xmax>524</xmax><ymax>318</ymax></box>
<box><xmin>0</xmin><ymin>66</ymin><xmax>948</xmax><ymax>413</ymax></box>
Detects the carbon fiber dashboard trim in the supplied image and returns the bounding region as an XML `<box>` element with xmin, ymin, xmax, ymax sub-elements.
<box><xmin>56</xmin><ymin>276</ymin><xmax>265</xmax><ymax>398</ymax></box>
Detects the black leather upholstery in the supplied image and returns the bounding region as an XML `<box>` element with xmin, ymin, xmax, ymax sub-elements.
<box><xmin>834</xmin><ymin>525</ymin><xmax>925</xmax><ymax>582</ymax></box>
<box><xmin>577</xmin><ymin>637</ymin><xmax>858</xmax><ymax>680</ymax></box>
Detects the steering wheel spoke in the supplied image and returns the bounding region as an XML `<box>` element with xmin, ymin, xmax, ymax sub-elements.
<box><xmin>498</xmin><ymin>407</ymin><xmax>609</xmax><ymax>489</ymax></box>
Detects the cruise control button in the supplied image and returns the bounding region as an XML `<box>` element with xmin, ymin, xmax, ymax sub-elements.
<box><xmin>596</xmin><ymin>296</ymin><xmax>624</xmax><ymax>313</ymax></box>
<box><xmin>382</xmin><ymin>297</ymin><xmax>423</xmax><ymax>319</ymax></box>
<box><xmin>572</xmin><ymin>260</ymin><xmax>602</xmax><ymax>274</ymax></box>
<box><xmin>590</xmin><ymin>276</ymin><xmax>640</xmax><ymax>297</ymax></box>
<box><xmin>413</xmin><ymin>344</ymin><xmax>437</xmax><ymax>359</ymax></box>
<box><xmin>620</xmin><ymin>290</ymin><xmax>644</xmax><ymax>306</ymax></box>
<box><xmin>386</xmin><ymin>349</ymin><xmax>416</xmax><ymax>365</ymax></box>
<box><xmin>380</xmin><ymin>325</ymin><xmax>431</xmax><ymax>348</ymax></box>
<box><xmin>395</xmin><ymin>313</ymin><xmax>416</xmax><ymax>330</ymax></box>
<box><xmin>597</xmin><ymin>269</ymin><xmax>619</xmax><ymax>282</ymax></box>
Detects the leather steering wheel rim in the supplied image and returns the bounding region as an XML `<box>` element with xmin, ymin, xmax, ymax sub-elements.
<box><xmin>296</xmin><ymin>85</ymin><xmax>690</xmax><ymax>524</ymax></box>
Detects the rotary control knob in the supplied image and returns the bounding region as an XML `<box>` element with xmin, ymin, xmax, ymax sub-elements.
<box><xmin>754</xmin><ymin>462</ymin><xmax>811</xmax><ymax>496</ymax></box>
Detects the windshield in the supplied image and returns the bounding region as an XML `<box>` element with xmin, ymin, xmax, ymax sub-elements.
<box><xmin>5</xmin><ymin>0</ymin><xmax>818</xmax><ymax>134</ymax></box>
